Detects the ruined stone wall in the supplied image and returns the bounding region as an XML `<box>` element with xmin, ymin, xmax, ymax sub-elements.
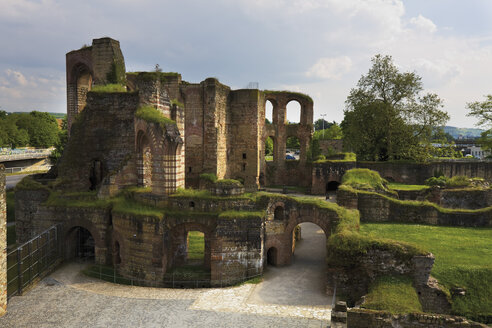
<box><xmin>227</xmin><ymin>89</ymin><xmax>262</xmax><ymax>189</ymax></box>
<box><xmin>58</xmin><ymin>92</ymin><xmax>139</xmax><ymax>193</ymax></box>
<box><xmin>66</xmin><ymin>38</ymin><xmax>126</xmax><ymax>132</ymax></box>
<box><xmin>0</xmin><ymin>165</ymin><xmax>6</xmax><ymax>317</ymax></box>
<box><xmin>359</xmin><ymin>161</ymin><xmax>492</xmax><ymax>184</ymax></box>
<box><xmin>337</xmin><ymin>187</ymin><xmax>492</xmax><ymax>227</ymax></box>
<box><xmin>182</xmin><ymin>84</ymin><xmax>205</xmax><ymax>188</ymax></box>
<box><xmin>319</xmin><ymin>139</ymin><xmax>343</xmax><ymax>154</ymax></box>
<box><xmin>311</xmin><ymin>161</ymin><xmax>492</xmax><ymax>194</ymax></box>
<box><xmin>346</xmin><ymin>309</ymin><xmax>488</xmax><ymax>328</ymax></box>
<box><xmin>211</xmin><ymin>216</ymin><xmax>263</xmax><ymax>286</ymax></box>
<box><xmin>15</xmin><ymin>189</ymin><xmax>51</xmax><ymax>243</ymax></box>
<box><xmin>311</xmin><ymin>162</ymin><xmax>356</xmax><ymax>194</ymax></box>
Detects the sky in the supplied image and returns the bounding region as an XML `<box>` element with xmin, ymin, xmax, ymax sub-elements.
<box><xmin>0</xmin><ymin>0</ymin><xmax>491</xmax><ymax>128</ymax></box>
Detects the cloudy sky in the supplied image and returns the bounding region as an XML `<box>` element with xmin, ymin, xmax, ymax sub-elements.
<box><xmin>1</xmin><ymin>0</ymin><xmax>491</xmax><ymax>127</ymax></box>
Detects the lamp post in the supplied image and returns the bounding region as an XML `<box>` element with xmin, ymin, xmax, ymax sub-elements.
<box><xmin>320</xmin><ymin>114</ymin><xmax>327</xmax><ymax>138</ymax></box>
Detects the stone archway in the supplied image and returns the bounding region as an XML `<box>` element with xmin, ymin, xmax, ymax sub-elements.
<box><xmin>63</xmin><ymin>219</ymin><xmax>105</xmax><ymax>264</ymax></box>
<box><xmin>167</xmin><ymin>222</ymin><xmax>212</xmax><ymax>271</ymax></box>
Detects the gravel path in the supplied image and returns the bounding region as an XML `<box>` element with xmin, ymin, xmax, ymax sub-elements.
<box><xmin>0</xmin><ymin>259</ymin><xmax>331</xmax><ymax>328</ymax></box>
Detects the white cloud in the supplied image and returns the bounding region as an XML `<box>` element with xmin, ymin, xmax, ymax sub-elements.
<box><xmin>6</xmin><ymin>69</ymin><xmax>29</xmax><ymax>87</ymax></box>
<box><xmin>306</xmin><ymin>56</ymin><xmax>352</xmax><ymax>80</ymax></box>
<box><xmin>409</xmin><ymin>14</ymin><xmax>437</xmax><ymax>33</ymax></box>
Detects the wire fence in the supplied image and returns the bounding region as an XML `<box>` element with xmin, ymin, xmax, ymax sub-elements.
<box><xmin>83</xmin><ymin>264</ymin><xmax>263</xmax><ymax>289</ymax></box>
<box><xmin>7</xmin><ymin>224</ymin><xmax>62</xmax><ymax>299</ymax></box>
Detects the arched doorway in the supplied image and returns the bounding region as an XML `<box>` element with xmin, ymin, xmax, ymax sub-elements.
<box><xmin>65</xmin><ymin>226</ymin><xmax>95</xmax><ymax>262</ymax></box>
<box><xmin>267</xmin><ymin>247</ymin><xmax>278</xmax><ymax>266</ymax></box>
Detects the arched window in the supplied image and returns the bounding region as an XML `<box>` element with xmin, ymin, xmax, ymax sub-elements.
<box><xmin>137</xmin><ymin>130</ymin><xmax>152</xmax><ymax>188</ymax></box>
<box><xmin>265</xmin><ymin>100</ymin><xmax>274</xmax><ymax>124</ymax></box>
<box><xmin>286</xmin><ymin>100</ymin><xmax>301</xmax><ymax>124</ymax></box>
<box><xmin>274</xmin><ymin>206</ymin><xmax>284</xmax><ymax>220</ymax></box>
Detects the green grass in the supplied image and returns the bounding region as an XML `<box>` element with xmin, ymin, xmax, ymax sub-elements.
<box><xmin>7</xmin><ymin>225</ymin><xmax>16</xmax><ymax>246</ymax></box>
<box><xmin>360</xmin><ymin>223</ymin><xmax>492</xmax><ymax>322</ymax></box>
<box><xmin>44</xmin><ymin>191</ymin><xmax>112</xmax><ymax>208</ymax></box>
<box><xmin>111</xmin><ymin>197</ymin><xmax>164</xmax><ymax>219</ymax></box>
<box><xmin>218</xmin><ymin>210</ymin><xmax>265</xmax><ymax>220</ymax></box>
<box><xmin>6</xmin><ymin>191</ymin><xmax>15</xmax><ymax>223</ymax></box>
<box><xmin>187</xmin><ymin>231</ymin><xmax>204</xmax><ymax>261</ymax></box>
<box><xmin>362</xmin><ymin>275</ymin><xmax>423</xmax><ymax>314</ymax></box>
<box><xmin>388</xmin><ymin>183</ymin><xmax>430</xmax><ymax>191</ymax></box>
<box><xmin>90</xmin><ymin>84</ymin><xmax>126</xmax><ymax>93</ymax></box>
<box><xmin>135</xmin><ymin>105</ymin><xmax>176</xmax><ymax>129</ymax></box>
<box><xmin>341</xmin><ymin>168</ymin><xmax>391</xmax><ymax>192</ymax></box>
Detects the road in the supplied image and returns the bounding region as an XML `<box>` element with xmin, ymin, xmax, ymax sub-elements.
<box><xmin>5</xmin><ymin>174</ymin><xmax>29</xmax><ymax>190</ymax></box>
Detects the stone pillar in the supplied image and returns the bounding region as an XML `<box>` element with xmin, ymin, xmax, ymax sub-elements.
<box><xmin>0</xmin><ymin>165</ymin><xmax>6</xmax><ymax>317</ymax></box>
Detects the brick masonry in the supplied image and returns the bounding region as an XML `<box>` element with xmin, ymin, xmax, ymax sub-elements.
<box><xmin>0</xmin><ymin>165</ymin><xmax>6</xmax><ymax>317</ymax></box>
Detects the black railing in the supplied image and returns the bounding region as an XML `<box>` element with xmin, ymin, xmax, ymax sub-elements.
<box><xmin>83</xmin><ymin>264</ymin><xmax>262</xmax><ymax>289</ymax></box>
<box><xmin>7</xmin><ymin>224</ymin><xmax>62</xmax><ymax>299</ymax></box>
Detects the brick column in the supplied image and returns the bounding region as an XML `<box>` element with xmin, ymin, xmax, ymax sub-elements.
<box><xmin>0</xmin><ymin>165</ymin><xmax>6</xmax><ymax>317</ymax></box>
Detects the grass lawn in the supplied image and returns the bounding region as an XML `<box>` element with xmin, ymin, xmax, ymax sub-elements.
<box><xmin>187</xmin><ymin>231</ymin><xmax>204</xmax><ymax>261</ymax></box>
<box><xmin>360</xmin><ymin>223</ymin><xmax>492</xmax><ymax>322</ymax></box>
<box><xmin>362</xmin><ymin>275</ymin><xmax>422</xmax><ymax>314</ymax></box>
<box><xmin>388</xmin><ymin>182</ymin><xmax>430</xmax><ymax>191</ymax></box>
<box><xmin>7</xmin><ymin>191</ymin><xmax>15</xmax><ymax>223</ymax></box>
<box><xmin>265</xmin><ymin>155</ymin><xmax>273</xmax><ymax>161</ymax></box>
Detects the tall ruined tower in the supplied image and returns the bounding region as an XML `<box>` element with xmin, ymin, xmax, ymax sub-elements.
<box><xmin>66</xmin><ymin>37</ymin><xmax>126</xmax><ymax>133</ymax></box>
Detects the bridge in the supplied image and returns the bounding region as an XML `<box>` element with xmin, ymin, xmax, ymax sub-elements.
<box><xmin>0</xmin><ymin>149</ymin><xmax>52</xmax><ymax>174</ymax></box>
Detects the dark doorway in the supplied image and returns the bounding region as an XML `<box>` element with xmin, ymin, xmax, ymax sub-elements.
<box><xmin>66</xmin><ymin>227</ymin><xmax>95</xmax><ymax>261</ymax></box>
<box><xmin>326</xmin><ymin>181</ymin><xmax>340</xmax><ymax>192</ymax></box>
<box><xmin>89</xmin><ymin>160</ymin><xmax>103</xmax><ymax>190</ymax></box>
<box><xmin>267</xmin><ymin>247</ymin><xmax>278</xmax><ymax>266</ymax></box>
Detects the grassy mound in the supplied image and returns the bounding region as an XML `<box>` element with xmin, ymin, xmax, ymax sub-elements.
<box><xmin>362</xmin><ymin>275</ymin><xmax>423</xmax><ymax>314</ymax></box>
<box><xmin>360</xmin><ymin>223</ymin><xmax>492</xmax><ymax>323</ymax></box>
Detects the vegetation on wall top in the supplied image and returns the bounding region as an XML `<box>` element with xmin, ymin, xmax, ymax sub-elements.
<box><xmin>90</xmin><ymin>84</ymin><xmax>127</xmax><ymax>93</ymax></box>
<box><xmin>135</xmin><ymin>106</ymin><xmax>176</xmax><ymax>130</ymax></box>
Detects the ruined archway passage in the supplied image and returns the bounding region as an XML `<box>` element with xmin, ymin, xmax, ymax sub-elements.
<box><xmin>252</xmin><ymin>223</ymin><xmax>330</xmax><ymax>306</ymax></box>
<box><xmin>326</xmin><ymin>181</ymin><xmax>340</xmax><ymax>192</ymax></box>
<box><xmin>65</xmin><ymin>227</ymin><xmax>95</xmax><ymax>262</ymax></box>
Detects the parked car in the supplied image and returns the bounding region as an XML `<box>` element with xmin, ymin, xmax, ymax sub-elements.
<box><xmin>286</xmin><ymin>155</ymin><xmax>296</xmax><ymax>160</ymax></box>
<box><xmin>295</xmin><ymin>150</ymin><xmax>300</xmax><ymax>155</ymax></box>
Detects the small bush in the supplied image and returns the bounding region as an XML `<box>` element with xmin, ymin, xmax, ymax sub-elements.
<box><xmin>426</xmin><ymin>175</ymin><xmax>471</xmax><ymax>188</ymax></box>
<box><xmin>15</xmin><ymin>176</ymin><xmax>50</xmax><ymax>192</ymax></box>
<box><xmin>199</xmin><ymin>173</ymin><xmax>217</xmax><ymax>184</ymax></box>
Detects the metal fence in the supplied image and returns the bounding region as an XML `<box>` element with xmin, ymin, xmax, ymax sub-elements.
<box><xmin>83</xmin><ymin>265</ymin><xmax>262</xmax><ymax>289</ymax></box>
<box><xmin>7</xmin><ymin>224</ymin><xmax>62</xmax><ymax>299</ymax></box>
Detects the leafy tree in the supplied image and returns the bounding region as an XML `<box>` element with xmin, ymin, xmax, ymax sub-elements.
<box><xmin>286</xmin><ymin>136</ymin><xmax>300</xmax><ymax>149</ymax></box>
<box><xmin>313</xmin><ymin>123</ymin><xmax>342</xmax><ymax>140</ymax></box>
<box><xmin>341</xmin><ymin>55</ymin><xmax>449</xmax><ymax>161</ymax></box>
<box><xmin>467</xmin><ymin>95</ymin><xmax>492</xmax><ymax>154</ymax></box>
<box><xmin>314</xmin><ymin>118</ymin><xmax>334</xmax><ymax>131</ymax></box>
<box><xmin>16</xmin><ymin>111</ymin><xmax>59</xmax><ymax>148</ymax></box>
<box><xmin>49</xmin><ymin>118</ymin><xmax>68</xmax><ymax>165</ymax></box>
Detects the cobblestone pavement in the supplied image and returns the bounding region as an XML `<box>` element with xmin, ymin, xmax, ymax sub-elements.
<box><xmin>0</xmin><ymin>260</ymin><xmax>331</xmax><ymax>328</ymax></box>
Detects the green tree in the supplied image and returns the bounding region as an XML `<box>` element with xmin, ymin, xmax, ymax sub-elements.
<box><xmin>265</xmin><ymin>136</ymin><xmax>273</xmax><ymax>156</ymax></box>
<box><xmin>16</xmin><ymin>111</ymin><xmax>59</xmax><ymax>148</ymax></box>
<box><xmin>286</xmin><ymin>136</ymin><xmax>300</xmax><ymax>149</ymax></box>
<box><xmin>49</xmin><ymin>118</ymin><xmax>68</xmax><ymax>165</ymax></box>
<box><xmin>467</xmin><ymin>95</ymin><xmax>492</xmax><ymax>154</ymax></box>
<box><xmin>313</xmin><ymin>123</ymin><xmax>342</xmax><ymax>140</ymax></box>
<box><xmin>341</xmin><ymin>55</ymin><xmax>449</xmax><ymax>161</ymax></box>
<box><xmin>314</xmin><ymin>118</ymin><xmax>334</xmax><ymax>131</ymax></box>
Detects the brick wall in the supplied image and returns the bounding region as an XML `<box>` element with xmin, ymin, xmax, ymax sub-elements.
<box><xmin>346</xmin><ymin>309</ymin><xmax>488</xmax><ymax>328</ymax></box>
<box><xmin>0</xmin><ymin>165</ymin><xmax>6</xmax><ymax>317</ymax></box>
<box><xmin>337</xmin><ymin>187</ymin><xmax>492</xmax><ymax>227</ymax></box>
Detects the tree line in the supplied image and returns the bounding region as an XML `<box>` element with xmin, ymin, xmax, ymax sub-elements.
<box><xmin>0</xmin><ymin>111</ymin><xmax>63</xmax><ymax>149</ymax></box>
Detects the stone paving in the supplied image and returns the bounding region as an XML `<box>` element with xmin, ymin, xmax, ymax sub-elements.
<box><xmin>0</xmin><ymin>261</ymin><xmax>331</xmax><ymax>328</ymax></box>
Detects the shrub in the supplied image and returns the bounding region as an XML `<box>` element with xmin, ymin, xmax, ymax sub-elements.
<box><xmin>341</xmin><ymin>168</ymin><xmax>388</xmax><ymax>191</ymax></box>
<box><xmin>199</xmin><ymin>173</ymin><xmax>217</xmax><ymax>184</ymax></box>
<box><xmin>135</xmin><ymin>106</ymin><xmax>175</xmax><ymax>130</ymax></box>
